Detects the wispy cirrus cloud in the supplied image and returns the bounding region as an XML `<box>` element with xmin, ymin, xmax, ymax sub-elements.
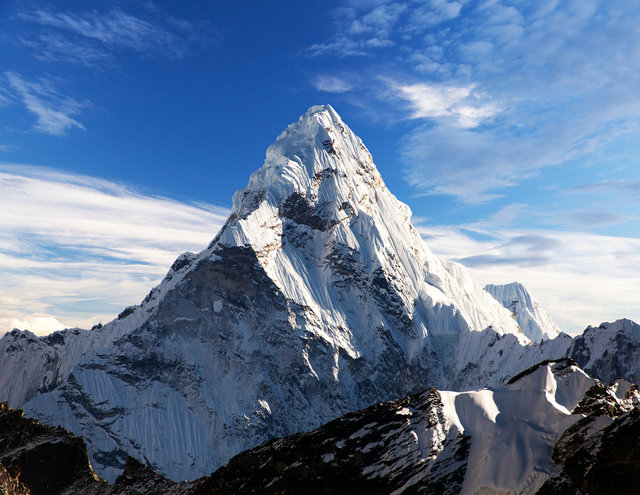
<box><xmin>24</xmin><ymin>7</ymin><xmax>200</xmax><ymax>55</ymax></box>
<box><xmin>0</xmin><ymin>164</ymin><xmax>229</xmax><ymax>335</ymax></box>
<box><xmin>312</xmin><ymin>75</ymin><xmax>354</xmax><ymax>94</ymax></box>
<box><xmin>15</xmin><ymin>32</ymin><xmax>111</xmax><ymax>66</ymax></box>
<box><xmin>5</xmin><ymin>71</ymin><xmax>87</xmax><ymax>135</ymax></box>
<box><xmin>6</xmin><ymin>5</ymin><xmax>212</xmax><ymax>136</ymax></box>
<box><xmin>15</xmin><ymin>5</ymin><xmax>210</xmax><ymax>67</ymax></box>
<box><xmin>570</xmin><ymin>180</ymin><xmax>640</xmax><ymax>201</ymax></box>
<box><xmin>0</xmin><ymin>86</ymin><xmax>13</xmax><ymax>107</ymax></box>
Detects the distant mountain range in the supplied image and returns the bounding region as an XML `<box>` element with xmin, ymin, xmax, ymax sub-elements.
<box><xmin>1</xmin><ymin>105</ymin><xmax>639</xmax><ymax>493</ymax></box>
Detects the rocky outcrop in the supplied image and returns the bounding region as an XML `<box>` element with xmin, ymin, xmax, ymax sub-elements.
<box><xmin>538</xmin><ymin>378</ymin><xmax>640</xmax><ymax>494</ymax></box>
<box><xmin>0</xmin><ymin>401</ymin><xmax>103</xmax><ymax>494</ymax></box>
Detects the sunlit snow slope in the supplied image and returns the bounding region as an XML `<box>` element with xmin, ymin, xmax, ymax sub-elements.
<box><xmin>485</xmin><ymin>282</ymin><xmax>561</xmax><ymax>342</ymax></box>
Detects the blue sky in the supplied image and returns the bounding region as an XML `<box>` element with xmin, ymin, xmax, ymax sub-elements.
<box><xmin>2</xmin><ymin>0</ymin><xmax>640</xmax><ymax>334</ymax></box>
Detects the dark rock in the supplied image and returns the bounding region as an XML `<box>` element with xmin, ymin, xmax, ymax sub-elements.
<box><xmin>0</xmin><ymin>403</ymin><xmax>104</xmax><ymax>495</ymax></box>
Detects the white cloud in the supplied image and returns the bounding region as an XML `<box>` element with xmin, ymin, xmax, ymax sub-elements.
<box><xmin>9</xmin><ymin>317</ymin><xmax>66</xmax><ymax>335</ymax></box>
<box><xmin>313</xmin><ymin>75</ymin><xmax>354</xmax><ymax>93</ymax></box>
<box><xmin>400</xmin><ymin>0</ymin><xmax>640</xmax><ymax>200</ymax></box>
<box><xmin>0</xmin><ymin>164</ymin><xmax>229</xmax><ymax>336</ymax></box>
<box><xmin>311</xmin><ymin>1</ymin><xmax>640</xmax><ymax>203</ymax></box>
<box><xmin>396</xmin><ymin>82</ymin><xmax>499</xmax><ymax>127</ymax></box>
<box><xmin>307</xmin><ymin>1</ymin><xmax>405</xmax><ymax>57</ymax></box>
<box><xmin>22</xmin><ymin>8</ymin><xmax>195</xmax><ymax>57</ymax></box>
<box><xmin>5</xmin><ymin>72</ymin><xmax>87</xmax><ymax>135</ymax></box>
<box><xmin>346</xmin><ymin>3</ymin><xmax>407</xmax><ymax>37</ymax></box>
<box><xmin>404</xmin><ymin>0</ymin><xmax>463</xmax><ymax>31</ymax></box>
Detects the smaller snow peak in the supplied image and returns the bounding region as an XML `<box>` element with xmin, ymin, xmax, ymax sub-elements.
<box><xmin>506</xmin><ymin>358</ymin><xmax>578</xmax><ymax>386</ymax></box>
<box><xmin>505</xmin><ymin>358</ymin><xmax>596</xmax><ymax>414</ymax></box>
<box><xmin>595</xmin><ymin>318</ymin><xmax>640</xmax><ymax>334</ymax></box>
<box><xmin>485</xmin><ymin>282</ymin><xmax>532</xmax><ymax>307</ymax></box>
<box><xmin>581</xmin><ymin>318</ymin><xmax>640</xmax><ymax>346</ymax></box>
<box><xmin>485</xmin><ymin>281</ymin><xmax>560</xmax><ymax>342</ymax></box>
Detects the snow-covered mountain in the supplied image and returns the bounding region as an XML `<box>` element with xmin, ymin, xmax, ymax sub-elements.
<box><xmin>567</xmin><ymin>318</ymin><xmax>640</xmax><ymax>385</ymax></box>
<box><xmin>485</xmin><ymin>282</ymin><xmax>561</xmax><ymax>341</ymax></box>
<box><xmin>0</xmin><ymin>105</ymin><xmax>527</xmax><ymax>481</ymax></box>
<box><xmin>1</xmin><ymin>105</ymin><xmax>639</xmax><ymax>485</ymax></box>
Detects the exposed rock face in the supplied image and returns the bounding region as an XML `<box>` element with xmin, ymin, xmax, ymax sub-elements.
<box><xmin>0</xmin><ymin>462</ymin><xmax>30</xmax><ymax>495</ymax></box>
<box><xmin>0</xmin><ymin>401</ymin><xmax>102</xmax><ymax>495</ymax></box>
<box><xmin>200</xmin><ymin>360</ymin><xmax>640</xmax><ymax>495</ymax></box>
<box><xmin>199</xmin><ymin>389</ymin><xmax>470</xmax><ymax>495</ymax></box>
<box><xmin>567</xmin><ymin>318</ymin><xmax>640</xmax><ymax>385</ymax></box>
<box><xmin>538</xmin><ymin>378</ymin><xmax>640</xmax><ymax>494</ymax></box>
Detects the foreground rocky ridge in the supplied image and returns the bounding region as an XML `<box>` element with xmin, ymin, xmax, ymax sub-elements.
<box><xmin>0</xmin><ymin>401</ymin><xmax>194</xmax><ymax>495</ymax></box>
<box><xmin>3</xmin><ymin>361</ymin><xmax>639</xmax><ymax>495</ymax></box>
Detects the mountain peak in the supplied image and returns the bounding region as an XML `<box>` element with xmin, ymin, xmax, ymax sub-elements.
<box><xmin>230</xmin><ymin>104</ymin><xmax>386</xmax><ymax>219</ymax></box>
<box><xmin>214</xmin><ymin>106</ymin><xmax>523</xmax><ymax>343</ymax></box>
<box><xmin>485</xmin><ymin>281</ymin><xmax>561</xmax><ymax>342</ymax></box>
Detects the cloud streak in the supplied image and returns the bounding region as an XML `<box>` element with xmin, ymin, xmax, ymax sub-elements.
<box><xmin>13</xmin><ymin>5</ymin><xmax>211</xmax><ymax>68</ymax></box>
<box><xmin>395</xmin><ymin>82</ymin><xmax>499</xmax><ymax>128</ymax></box>
<box><xmin>5</xmin><ymin>71</ymin><xmax>87</xmax><ymax>135</ymax></box>
<box><xmin>0</xmin><ymin>164</ymin><xmax>229</xmax><ymax>335</ymax></box>
<box><xmin>570</xmin><ymin>180</ymin><xmax>640</xmax><ymax>201</ymax></box>
<box><xmin>313</xmin><ymin>75</ymin><xmax>354</xmax><ymax>93</ymax></box>
<box><xmin>20</xmin><ymin>7</ymin><xmax>201</xmax><ymax>58</ymax></box>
